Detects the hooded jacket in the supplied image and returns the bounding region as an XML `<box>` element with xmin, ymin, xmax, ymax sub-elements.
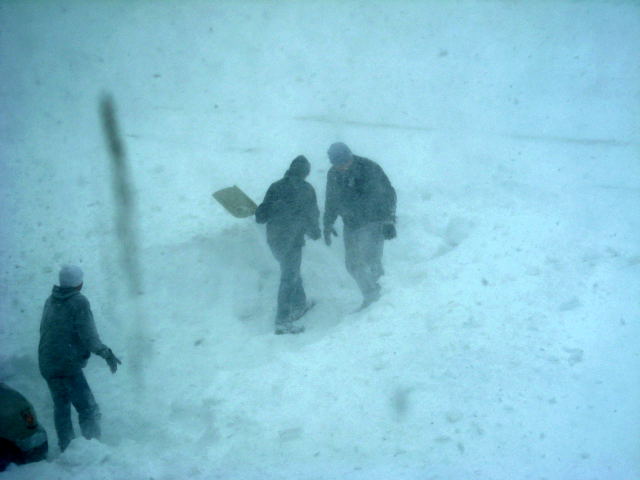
<box><xmin>324</xmin><ymin>155</ymin><xmax>397</xmax><ymax>231</ymax></box>
<box><xmin>38</xmin><ymin>286</ymin><xmax>106</xmax><ymax>379</ymax></box>
<box><xmin>255</xmin><ymin>168</ymin><xmax>321</xmax><ymax>256</ymax></box>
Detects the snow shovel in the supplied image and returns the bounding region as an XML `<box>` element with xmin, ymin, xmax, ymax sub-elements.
<box><xmin>212</xmin><ymin>185</ymin><xmax>257</xmax><ymax>218</ymax></box>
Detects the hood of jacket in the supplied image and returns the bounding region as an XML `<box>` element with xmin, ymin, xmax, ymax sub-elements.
<box><xmin>51</xmin><ymin>285</ymin><xmax>81</xmax><ymax>301</ymax></box>
<box><xmin>284</xmin><ymin>155</ymin><xmax>310</xmax><ymax>179</ymax></box>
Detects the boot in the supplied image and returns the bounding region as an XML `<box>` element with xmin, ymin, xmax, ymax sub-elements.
<box><xmin>357</xmin><ymin>288</ymin><xmax>381</xmax><ymax>312</ymax></box>
<box><xmin>275</xmin><ymin>323</ymin><xmax>305</xmax><ymax>335</ymax></box>
<box><xmin>289</xmin><ymin>300</ymin><xmax>316</xmax><ymax>322</ymax></box>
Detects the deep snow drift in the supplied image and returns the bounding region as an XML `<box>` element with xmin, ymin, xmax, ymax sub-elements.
<box><xmin>1</xmin><ymin>1</ymin><xmax>639</xmax><ymax>479</ymax></box>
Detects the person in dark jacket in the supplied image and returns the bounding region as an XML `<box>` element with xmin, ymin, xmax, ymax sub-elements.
<box><xmin>323</xmin><ymin>142</ymin><xmax>397</xmax><ymax>309</ymax></box>
<box><xmin>38</xmin><ymin>265</ymin><xmax>121</xmax><ymax>452</ymax></box>
<box><xmin>255</xmin><ymin>155</ymin><xmax>321</xmax><ymax>334</ymax></box>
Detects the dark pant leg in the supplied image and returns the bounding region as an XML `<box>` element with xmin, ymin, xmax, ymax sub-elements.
<box><xmin>46</xmin><ymin>377</ymin><xmax>74</xmax><ymax>451</ymax></box>
<box><xmin>274</xmin><ymin>245</ymin><xmax>306</xmax><ymax>324</ymax></box>
<box><xmin>344</xmin><ymin>223</ymin><xmax>385</xmax><ymax>300</ymax></box>
<box><xmin>363</xmin><ymin>223</ymin><xmax>385</xmax><ymax>283</ymax></box>
<box><xmin>68</xmin><ymin>372</ymin><xmax>101</xmax><ymax>441</ymax></box>
<box><xmin>289</xmin><ymin>246</ymin><xmax>307</xmax><ymax>314</ymax></box>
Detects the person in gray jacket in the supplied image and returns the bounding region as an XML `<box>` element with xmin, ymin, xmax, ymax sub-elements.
<box><xmin>323</xmin><ymin>142</ymin><xmax>397</xmax><ymax>310</ymax></box>
<box><xmin>38</xmin><ymin>265</ymin><xmax>121</xmax><ymax>452</ymax></box>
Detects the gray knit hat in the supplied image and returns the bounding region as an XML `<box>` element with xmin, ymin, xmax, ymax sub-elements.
<box><xmin>327</xmin><ymin>142</ymin><xmax>353</xmax><ymax>166</ymax></box>
<box><xmin>59</xmin><ymin>265</ymin><xmax>84</xmax><ymax>287</ymax></box>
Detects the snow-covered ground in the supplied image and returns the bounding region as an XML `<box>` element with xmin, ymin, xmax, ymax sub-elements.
<box><xmin>1</xmin><ymin>1</ymin><xmax>639</xmax><ymax>479</ymax></box>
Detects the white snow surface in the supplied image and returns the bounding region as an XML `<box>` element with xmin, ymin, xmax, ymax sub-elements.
<box><xmin>1</xmin><ymin>1</ymin><xmax>639</xmax><ymax>479</ymax></box>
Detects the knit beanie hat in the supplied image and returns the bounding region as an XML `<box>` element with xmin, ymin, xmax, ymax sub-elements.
<box><xmin>285</xmin><ymin>155</ymin><xmax>311</xmax><ymax>178</ymax></box>
<box><xmin>327</xmin><ymin>142</ymin><xmax>353</xmax><ymax>166</ymax></box>
<box><xmin>59</xmin><ymin>265</ymin><xmax>84</xmax><ymax>288</ymax></box>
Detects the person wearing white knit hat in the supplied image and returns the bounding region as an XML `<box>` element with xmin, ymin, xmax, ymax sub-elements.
<box><xmin>38</xmin><ymin>265</ymin><xmax>121</xmax><ymax>452</ymax></box>
<box><xmin>58</xmin><ymin>264</ymin><xmax>84</xmax><ymax>288</ymax></box>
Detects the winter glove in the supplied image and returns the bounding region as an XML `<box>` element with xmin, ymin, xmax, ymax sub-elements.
<box><xmin>382</xmin><ymin>222</ymin><xmax>397</xmax><ymax>240</ymax></box>
<box><xmin>323</xmin><ymin>226</ymin><xmax>338</xmax><ymax>246</ymax></box>
<box><xmin>308</xmin><ymin>226</ymin><xmax>321</xmax><ymax>241</ymax></box>
<box><xmin>100</xmin><ymin>347</ymin><xmax>122</xmax><ymax>374</ymax></box>
<box><xmin>254</xmin><ymin>203</ymin><xmax>269</xmax><ymax>224</ymax></box>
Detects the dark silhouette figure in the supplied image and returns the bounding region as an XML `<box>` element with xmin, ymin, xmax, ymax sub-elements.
<box><xmin>38</xmin><ymin>265</ymin><xmax>121</xmax><ymax>451</ymax></box>
<box><xmin>256</xmin><ymin>156</ymin><xmax>321</xmax><ymax>334</ymax></box>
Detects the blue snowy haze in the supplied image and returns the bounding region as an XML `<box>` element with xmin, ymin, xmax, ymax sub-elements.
<box><xmin>1</xmin><ymin>1</ymin><xmax>639</xmax><ymax>479</ymax></box>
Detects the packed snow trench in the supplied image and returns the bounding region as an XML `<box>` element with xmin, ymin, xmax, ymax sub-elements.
<box><xmin>1</xmin><ymin>2</ymin><xmax>639</xmax><ymax>479</ymax></box>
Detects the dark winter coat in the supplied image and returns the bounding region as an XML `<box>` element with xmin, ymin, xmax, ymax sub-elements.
<box><xmin>324</xmin><ymin>155</ymin><xmax>397</xmax><ymax>231</ymax></box>
<box><xmin>255</xmin><ymin>172</ymin><xmax>321</xmax><ymax>256</ymax></box>
<box><xmin>38</xmin><ymin>287</ymin><xmax>106</xmax><ymax>379</ymax></box>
